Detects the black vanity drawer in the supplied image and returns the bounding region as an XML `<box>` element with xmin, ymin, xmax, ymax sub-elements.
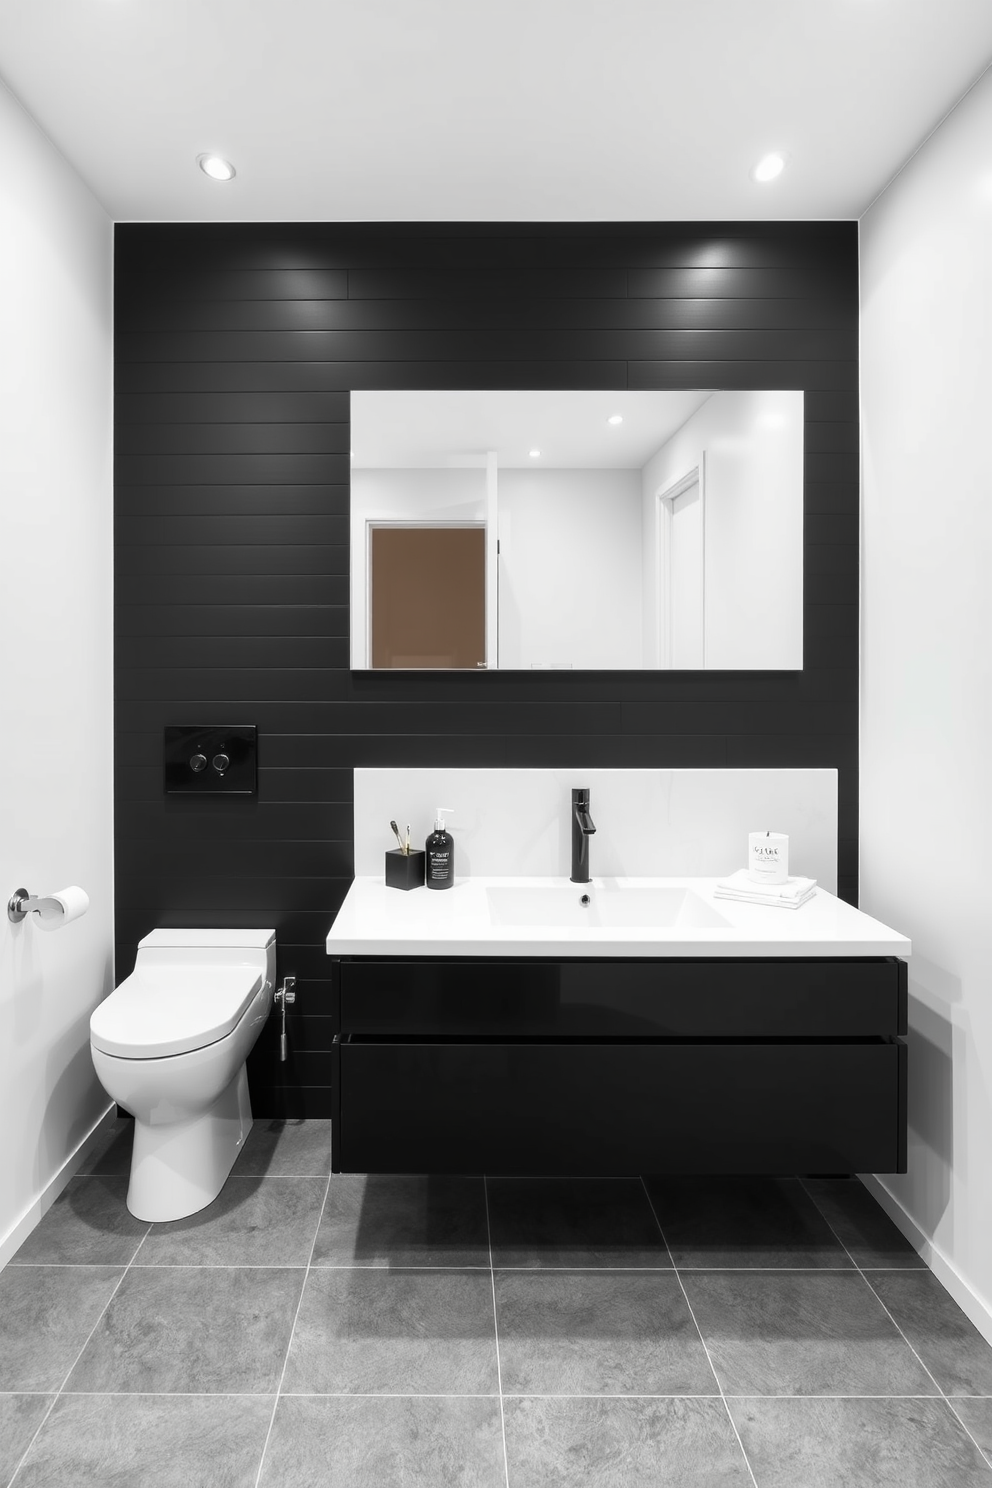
<box><xmin>336</xmin><ymin>958</ymin><xmax>907</xmax><ymax>1039</ymax></box>
<box><xmin>334</xmin><ymin>1037</ymin><xmax>906</xmax><ymax>1176</ymax></box>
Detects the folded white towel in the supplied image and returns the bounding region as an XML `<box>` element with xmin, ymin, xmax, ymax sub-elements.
<box><xmin>715</xmin><ymin>887</ymin><xmax>816</xmax><ymax>910</ymax></box>
<box><xmin>714</xmin><ymin>868</ymin><xmax>817</xmax><ymax>908</ymax></box>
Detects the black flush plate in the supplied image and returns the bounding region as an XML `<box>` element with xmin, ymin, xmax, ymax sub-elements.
<box><xmin>164</xmin><ymin>724</ymin><xmax>257</xmax><ymax>795</ymax></box>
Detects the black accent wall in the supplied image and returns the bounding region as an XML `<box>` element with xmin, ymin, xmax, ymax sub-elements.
<box><xmin>114</xmin><ymin>222</ymin><xmax>859</xmax><ymax>1118</ymax></box>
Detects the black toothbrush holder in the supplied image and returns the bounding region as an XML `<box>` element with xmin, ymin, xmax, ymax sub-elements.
<box><xmin>385</xmin><ymin>848</ymin><xmax>425</xmax><ymax>891</ymax></box>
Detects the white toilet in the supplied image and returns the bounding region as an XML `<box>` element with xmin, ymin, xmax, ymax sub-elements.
<box><xmin>90</xmin><ymin>928</ymin><xmax>276</xmax><ymax>1222</ymax></box>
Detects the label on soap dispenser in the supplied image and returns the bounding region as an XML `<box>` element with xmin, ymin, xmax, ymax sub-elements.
<box><xmin>425</xmin><ymin>831</ymin><xmax>454</xmax><ymax>889</ymax></box>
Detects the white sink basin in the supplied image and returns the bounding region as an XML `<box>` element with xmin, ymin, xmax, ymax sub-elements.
<box><xmin>486</xmin><ymin>883</ymin><xmax>732</xmax><ymax>930</ymax></box>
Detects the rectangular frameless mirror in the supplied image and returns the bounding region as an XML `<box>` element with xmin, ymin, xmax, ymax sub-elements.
<box><xmin>350</xmin><ymin>389</ymin><xmax>804</xmax><ymax>671</ymax></box>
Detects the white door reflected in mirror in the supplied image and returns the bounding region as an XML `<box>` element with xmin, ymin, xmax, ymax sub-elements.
<box><xmin>350</xmin><ymin>389</ymin><xmax>804</xmax><ymax>671</ymax></box>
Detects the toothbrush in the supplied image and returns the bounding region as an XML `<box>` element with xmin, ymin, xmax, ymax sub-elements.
<box><xmin>390</xmin><ymin>820</ymin><xmax>405</xmax><ymax>852</ymax></box>
<box><xmin>405</xmin><ymin>824</ymin><xmax>411</xmax><ymax>856</ymax></box>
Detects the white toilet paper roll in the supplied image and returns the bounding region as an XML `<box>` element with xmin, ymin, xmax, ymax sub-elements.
<box><xmin>36</xmin><ymin>885</ymin><xmax>89</xmax><ymax>930</ymax></box>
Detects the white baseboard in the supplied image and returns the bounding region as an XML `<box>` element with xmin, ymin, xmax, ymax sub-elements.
<box><xmin>860</xmin><ymin>1172</ymin><xmax>992</xmax><ymax>1348</ymax></box>
<box><xmin>0</xmin><ymin>1104</ymin><xmax>117</xmax><ymax>1271</ymax></box>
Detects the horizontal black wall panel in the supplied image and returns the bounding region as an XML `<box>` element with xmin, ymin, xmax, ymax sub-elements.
<box><xmin>120</xmin><ymin>269</ymin><xmax>350</xmax><ymax>302</ymax></box>
<box><xmin>249</xmin><ymin>1047</ymin><xmax>335</xmax><ymax>1088</ymax></box>
<box><xmin>118</xmin><ymin>841</ymin><xmax>351</xmax><ymax>879</ymax></box>
<box><xmin>116</xmin><ymin>422</ymin><xmax>350</xmax><ymax>456</ymax></box>
<box><xmin>118</xmin><ymin>220</ymin><xmax>853</xmax><ymax>270</ymax></box>
<box><xmin>254</xmin><ymin>1013</ymin><xmax>337</xmax><ymax>1056</ymax></box>
<box><xmin>115</xmin><ymin>359</ymin><xmax>631</xmax><ymax>393</ymax></box>
<box><xmin>629</xmin><ymin>360</ymin><xmax>857</xmax><ymax>391</ymax></box>
<box><xmin>117</xmin><ymin>326</ymin><xmax>855</xmax><ymax>365</ymax></box>
<box><xmin>120</xmin><ymin>296</ymin><xmax>858</xmax><ymax>337</ymax></box>
<box><xmin>502</xmin><ymin>735</ymin><xmax>731</xmax><ymax>768</ymax></box>
<box><xmin>115</xmin><ymin>515</ymin><xmax>347</xmax><ymax>545</ymax></box>
<box><xmin>117</xmin><ymin>700</ymin><xmax>625</xmax><ymax>737</ymax></box>
<box><xmin>116</xmin><ymin>765</ymin><xmax>353</xmax><ymax>806</ymax></box>
<box><xmin>116</xmin><ymin>392</ymin><xmax>351</xmax><ymax>424</ymax></box>
<box><xmin>116</xmin><ymin>665</ymin><xmax>351</xmax><ymax>701</ymax></box>
<box><xmin>115</xmin><ymin>486</ymin><xmax>350</xmax><ymax>518</ymax></box>
<box><xmin>115</xmin><ymin>803</ymin><xmax>353</xmax><ymax>841</ymax></box>
<box><xmin>117</xmin><ymin>544</ymin><xmax>347</xmax><ymax>577</ymax></box>
<box><xmin>116</xmin><ymin>576</ymin><xmax>348</xmax><ymax>608</ymax></box>
<box><xmin>115</xmin><ymin>635</ymin><xmax>350</xmax><ymax>671</ymax></box>
<box><xmin>116</xmin><ymin>605</ymin><xmax>348</xmax><ymax>638</ymax></box>
<box><xmin>115</xmin><ymin>452</ymin><xmax>349</xmax><ymax>486</ymax></box>
<box><xmin>116</xmin><ymin>220</ymin><xmax>860</xmax><ymax>1117</ymax></box>
<box><xmin>117</xmin><ymin>906</ymin><xmax>347</xmax><ymax>942</ymax></box>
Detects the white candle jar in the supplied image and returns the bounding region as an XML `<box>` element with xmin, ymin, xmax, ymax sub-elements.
<box><xmin>748</xmin><ymin>831</ymin><xmax>789</xmax><ymax>885</ymax></box>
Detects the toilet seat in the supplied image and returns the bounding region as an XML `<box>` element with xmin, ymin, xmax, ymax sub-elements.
<box><xmin>90</xmin><ymin>963</ymin><xmax>266</xmax><ymax>1059</ymax></box>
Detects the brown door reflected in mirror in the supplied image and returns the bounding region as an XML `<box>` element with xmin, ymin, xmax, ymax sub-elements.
<box><xmin>370</xmin><ymin>524</ymin><xmax>487</xmax><ymax>669</ymax></box>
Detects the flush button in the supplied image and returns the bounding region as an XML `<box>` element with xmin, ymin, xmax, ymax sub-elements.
<box><xmin>164</xmin><ymin>725</ymin><xmax>257</xmax><ymax>795</ymax></box>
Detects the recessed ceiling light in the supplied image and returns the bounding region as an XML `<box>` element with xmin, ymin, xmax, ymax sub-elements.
<box><xmin>197</xmin><ymin>153</ymin><xmax>236</xmax><ymax>182</ymax></box>
<box><xmin>751</xmin><ymin>153</ymin><xmax>786</xmax><ymax>184</ymax></box>
<box><xmin>607</xmin><ymin>414</ymin><xmax>624</xmax><ymax>426</ymax></box>
<box><xmin>529</xmin><ymin>449</ymin><xmax>541</xmax><ymax>458</ymax></box>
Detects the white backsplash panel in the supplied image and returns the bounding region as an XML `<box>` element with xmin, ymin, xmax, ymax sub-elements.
<box><xmin>355</xmin><ymin>768</ymin><xmax>838</xmax><ymax>892</ymax></box>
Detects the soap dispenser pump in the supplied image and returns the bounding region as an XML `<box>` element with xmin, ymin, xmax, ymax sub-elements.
<box><xmin>425</xmin><ymin>807</ymin><xmax>455</xmax><ymax>890</ymax></box>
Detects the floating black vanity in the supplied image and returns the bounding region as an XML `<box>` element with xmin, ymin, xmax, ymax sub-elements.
<box><xmin>328</xmin><ymin>955</ymin><xmax>907</xmax><ymax>1176</ymax></box>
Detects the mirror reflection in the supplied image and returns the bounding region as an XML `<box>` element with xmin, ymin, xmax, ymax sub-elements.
<box><xmin>350</xmin><ymin>389</ymin><xmax>804</xmax><ymax>671</ymax></box>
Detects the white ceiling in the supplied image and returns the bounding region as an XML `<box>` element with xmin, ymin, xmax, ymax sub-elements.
<box><xmin>351</xmin><ymin>390</ymin><xmax>716</xmax><ymax>468</ymax></box>
<box><xmin>1</xmin><ymin>0</ymin><xmax>990</xmax><ymax>222</ymax></box>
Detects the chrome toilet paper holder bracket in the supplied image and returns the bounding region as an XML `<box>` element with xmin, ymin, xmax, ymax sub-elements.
<box><xmin>7</xmin><ymin>888</ymin><xmax>65</xmax><ymax>924</ymax></box>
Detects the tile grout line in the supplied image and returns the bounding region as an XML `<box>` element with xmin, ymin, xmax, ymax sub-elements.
<box><xmin>3</xmin><ymin>1260</ymin><xmax>938</xmax><ymax>1271</ymax></box>
<box><xmin>4</xmin><ymin>1220</ymin><xmax>153</xmax><ymax>1488</ymax></box>
<box><xmin>639</xmin><ymin>1178</ymin><xmax>759</xmax><ymax>1488</ymax></box>
<box><xmin>483</xmin><ymin>1177</ymin><xmax>512</xmax><ymax>1488</ymax></box>
<box><xmin>800</xmin><ymin>1180</ymin><xmax>992</xmax><ymax>1474</ymax></box>
<box><xmin>251</xmin><ymin>1164</ymin><xmax>333</xmax><ymax>1488</ymax></box>
<box><xmin>6</xmin><ymin>1387</ymin><xmax>990</xmax><ymax>1400</ymax></box>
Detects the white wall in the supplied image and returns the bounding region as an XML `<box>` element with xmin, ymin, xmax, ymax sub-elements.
<box><xmin>350</xmin><ymin>467</ymin><xmax>487</xmax><ymax>666</ymax></box>
<box><xmin>641</xmin><ymin>391</ymin><xmax>804</xmax><ymax>668</ymax></box>
<box><xmin>354</xmin><ymin>768</ymin><xmax>838</xmax><ymax>887</ymax></box>
<box><xmin>498</xmin><ymin>468</ymin><xmax>643</xmax><ymax>669</ymax></box>
<box><xmin>0</xmin><ymin>78</ymin><xmax>114</xmax><ymax>1263</ymax></box>
<box><xmin>860</xmin><ymin>69</ymin><xmax>992</xmax><ymax>1337</ymax></box>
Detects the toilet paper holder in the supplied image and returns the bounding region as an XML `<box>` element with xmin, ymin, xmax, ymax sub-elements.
<box><xmin>7</xmin><ymin>887</ymin><xmax>84</xmax><ymax>925</ymax></box>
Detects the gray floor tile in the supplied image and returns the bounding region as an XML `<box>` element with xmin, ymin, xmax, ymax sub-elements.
<box><xmin>644</xmin><ymin>1175</ymin><xmax>852</xmax><ymax>1269</ymax></box>
<box><xmin>869</xmin><ymin>1271</ymin><xmax>992</xmax><ymax>1395</ymax></box>
<box><xmin>488</xmin><ymin>1177</ymin><xmax>670</xmax><ymax>1269</ymax></box>
<box><xmin>231</xmin><ymin>1118</ymin><xmax>331</xmax><ymax>1176</ymax></box>
<box><xmin>311</xmin><ymin>1173</ymin><xmax>489</xmax><ymax>1268</ymax></box>
<box><xmin>282</xmin><ymin>1267</ymin><xmax>499</xmax><ymax>1395</ymax></box>
<box><xmin>682</xmin><ymin>1271</ymin><xmax>938</xmax><ymax>1397</ymax></box>
<box><xmin>75</xmin><ymin>1118</ymin><xmax>134</xmax><ymax>1177</ymax></box>
<box><xmin>729</xmin><ymin>1396</ymin><xmax>992</xmax><ymax>1487</ymax></box>
<box><xmin>803</xmin><ymin>1178</ymin><xmax>926</xmax><ymax>1268</ymax></box>
<box><xmin>11</xmin><ymin>1179</ymin><xmax>147</xmax><ymax>1266</ymax></box>
<box><xmin>0</xmin><ymin>1395</ymin><xmax>54</xmax><ymax>1486</ymax></box>
<box><xmin>258</xmin><ymin>1394</ymin><xmax>505</xmax><ymax>1488</ymax></box>
<box><xmin>0</xmin><ymin>1266</ymin><xmax>123</xmax><ymax>1393</ymax></box>
<box><xmin>65</xmin><ymin>1266</ymin><xmax>303</xmax><ymax>1394</ymax></box>
<box><xmin>495</xmin><ymin>1270</ymin><xmax>717</xmax><ymax>1397</ymax></box>
<box><xmin>503</xmin><ymin>1396</ymin><xmax>752</xmax><ymax>1488</ymax></box>
<box><xmin>136</xmin><ymin>1176</ymin><xmax>327</xmax><ymax>1267</ymax></box>
<box><xmin>951</xmin><ymin>1399</ymin><xmax>992</xmax><ymax>1465</ymax></box>
<box><xmin>15</xmin><ymin>1393</ymin><xmax>274</xmax><ymax>1488</ymax></box>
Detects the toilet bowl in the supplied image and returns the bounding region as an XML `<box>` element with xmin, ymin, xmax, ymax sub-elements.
<box><xmin>90</xmin><ymin>928</ymin><xmax>276</xmax><ymax>1222</ymax></box>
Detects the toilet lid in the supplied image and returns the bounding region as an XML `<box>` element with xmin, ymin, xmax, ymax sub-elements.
<box><xmin>90</xmin><ymin>964</ymin><xmax>266</xmax><ymax>1059</ymax></box>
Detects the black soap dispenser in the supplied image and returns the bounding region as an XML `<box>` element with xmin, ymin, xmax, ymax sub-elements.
<box><xmin>425</xmin><ymin>806</ymin><xmax>455</xmax><ymax>890</ymax></box>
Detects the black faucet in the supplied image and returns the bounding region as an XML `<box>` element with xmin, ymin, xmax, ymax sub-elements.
<box><xmin>570</xmin><ymin>787</ymin><xmax>597</xmax><ymax>883</ymax></box>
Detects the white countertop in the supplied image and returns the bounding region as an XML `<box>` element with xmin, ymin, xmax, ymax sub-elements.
<box><xmin>326</xmin><ymin>876</ymin><xmax>912</xmax><ymax>959</ymax></box>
